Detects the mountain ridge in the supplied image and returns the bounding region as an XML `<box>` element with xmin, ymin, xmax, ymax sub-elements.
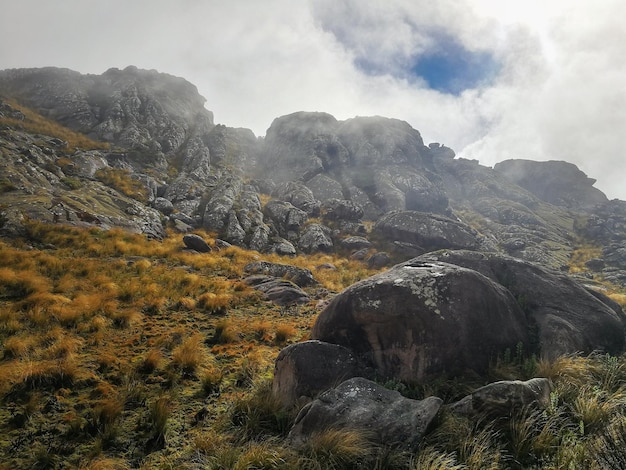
<box><xmin>1</xmin><ymin>65</ymin><xmax>625</xmax><ymax>283</ymax></box>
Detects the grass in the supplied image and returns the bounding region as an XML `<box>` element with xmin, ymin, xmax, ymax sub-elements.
<box><xmin>0</xmin><ymin>222</ymin><xmax>625</xmax><ymax>468</ymax></box>
<box><xmin>0</xmin><ymin>98</ymin><xmax>110</xmax><ymax>152</ymax></box>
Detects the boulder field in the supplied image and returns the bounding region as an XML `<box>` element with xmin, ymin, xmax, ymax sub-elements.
<box><xmin>273</xmin><ymin>250</ymin><xmax>625</xmax><ymax>447</ymax></box>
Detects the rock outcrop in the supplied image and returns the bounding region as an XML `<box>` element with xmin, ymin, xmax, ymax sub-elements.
<box><xmin>494</xmin><ymin>159</ymin><xmax>609</xmax><ymax>210</ymax></box>
<box><xmin>289</xmin><ymin>377</ymin><xmax>442</xmax><ymax>451</ymax></box>
<box><xmin>311</xmin><ymin>252</ymin><xmax>625</xmax><ymax>383</ymax></box>
<box><xmin>417</xmin><ymin>250</ymin><xmax>626</xmax><ymax>359</ymax></box>
<box><xmin>312</xmin><ymin>259</ymin><xmax>529</xmax><ymax>382</ymax></box>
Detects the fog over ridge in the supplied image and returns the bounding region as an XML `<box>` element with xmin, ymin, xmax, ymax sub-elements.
<box><xmin>1</xmin><ymin>0</ymin><xmax>624</xmax><ymax>199</ymax></box>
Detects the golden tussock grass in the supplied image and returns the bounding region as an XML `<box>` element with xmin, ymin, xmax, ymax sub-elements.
<box><xmin>171</xmin><ymin>333</ymin><xmax>205</xmax><ymax>373</ymax></box>
<box><xmin>138</xmin><ymin>349</ymin><xmax>162</xmax><ymax>374</ymax></box>
<box><xmin>0</xmin><ymin>98</ymin><xmax>110</xmax><ymax>152</ymax></box>
<box><xmin>274</xmin><ymin>323</ymin><xmax>297</xmax><ymax>345</ymax></box>
<box><xmin>3</xmin><ymin>335</ymin><xmax>34</xmax><ymax>359</ymax></box>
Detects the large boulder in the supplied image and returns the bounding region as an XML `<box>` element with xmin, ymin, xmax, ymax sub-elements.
<box><xmin>272</xmin><ymin>341</ymin><xmax>367</xmax><ymax>408</ymax></box>
<box><xmin>311</xmin><ymin>259</ymin><xmax>528</xmax><ymax>382</ymax></box>
<box><xmin>373</xmin><ymin>211</ymin><xmax>480</xmax><ymax>255</ymax></box>
<box><xmin>289</xmin><ymin>377</ymin><xmax>442</xmax><ymax>450</ymax></box>
<box><xmin>417</xmin><ymin>250</ymin><xmax>626</xmax><ymax>359</ymax></box>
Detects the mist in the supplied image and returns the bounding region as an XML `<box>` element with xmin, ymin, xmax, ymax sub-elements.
<box><xmin>1</xmin><ymin>0</ymin><xmax>624</xmax><ymax>199</ymax></box>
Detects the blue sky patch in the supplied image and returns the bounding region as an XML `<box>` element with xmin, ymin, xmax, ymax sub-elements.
<box><xmin>353</xmin><ymin>35</ymin><xmax>499</xmax><ymax>95</ymax></box>
<box><xmin>411</xmin><ymin>39</ymin><xmax>499</xmax><ymax>94</ymax></box>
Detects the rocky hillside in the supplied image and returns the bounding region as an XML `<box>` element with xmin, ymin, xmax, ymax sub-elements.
<box><xmin>1</xmin><ymin>66</ymin><xmax>625</xmax><ymax>283</ymax></box>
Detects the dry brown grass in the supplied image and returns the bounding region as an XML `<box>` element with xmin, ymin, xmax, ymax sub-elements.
<box><xmin>0</xmin><ymin>98</ymin><xmax>110</xmax><ymax>152</ymax></box>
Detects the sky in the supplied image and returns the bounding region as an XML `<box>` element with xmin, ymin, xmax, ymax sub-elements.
<box><xmin>1</xmin><ymin>0</ymin><xmax>625</xmax><ymax>200</ymax></box>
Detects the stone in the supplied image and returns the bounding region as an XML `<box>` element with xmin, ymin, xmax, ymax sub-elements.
<box><xmin>271</xmin><ymin>238</ymin><xmax>297</xmax><ymax>256</ymax></box>
<box><xmin>272</xmin><ymin>182</ymin><xmax>321</xmax><ymax>216</ymax></box>
<box><xmin>417</xmin><ymin>250</ymin><xmax>626</xmax><ymax>359</ymax></box>
<box><xmin>367</xmin><ymin>252</ymin><xmax>391</xmax><ymax>269</ymax></box>
<box><xmin>340</xmin><ymin>236</ymin><xmax>372</xmax><ymax>251</ymax></box>
<box><xmin>298</xmin><ymin>223</ymin><xmax>333</xmax><ymax>253</ymax></box>
<box><xmin>272</xmin><ymin>341</ymin><xmax>366</xmax><ymax>408</ymax></box>
<box><xmin>153</xmin><ymin>197</ymin><xmax>174</xmax><ymax>215</ymax></box>
<box><xmin>374</xmin><ymin>211</ymin><xmax>480</xmax><ymax>254</ymax></box>
<box><xmin>182</xmin><ymin>234</ymin><xmax>211</xmax><ymax>253</ymax></box>
<box><xmin>312</xmin><ymin>259</ymin><xmax>528</xmax><ymax>382</ymax></box>
<box><xmin>450</xmin><ymin>378</ymin><xmax>552</xmax><ymax>416</ymax></box>
<box><xmin>321</xmin><ymin>198</ymin><xmax>364</xmax><ymax>222</ymax></box>
<box><xmin>288</xmin><ymin>377</ymin><xmax>442</xmax><ymax>451</ymax></box>
<box><xmin>243</xmin><ymin>261</ymin><xmax>316</xmax><ymax>287</ymax></box>
<box><xmin>495</xmin><ymin>159</ymin><xmax>608</xmax><ymax>210</ymax></box>
<box><xmin>585</xmin><ymin>258</ymin><xmax>605</xmax><ymax>272</ymax></box>
<box><xmin>263</xmin><ymin>200</ymin><xmax>308</xmax><ymax>235</ymax></box>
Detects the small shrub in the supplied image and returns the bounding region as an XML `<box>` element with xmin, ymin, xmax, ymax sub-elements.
<box><xmin>3</xmin><ymin>335</ymin><xmax>32</xmax><ymax>358</ymax></box>
<box><xmin>197</xmin><ymin>292</ymin><xmax>231</xmax><ymax>315</ymax></box>
<box><xmin>148</xmin><ymin>395</ymin><xmax>171</xmax><ymax>449</ymax></box>
<box><xmin>61</xmin><ymin>177</ymin><xmax>83</xmax><ymax>189</ymax></box>
<box><xmin>210</xmin><ymin>319</ymin><xmax>238</xmax><ymax>344</ymax></box>
<box><xmin>412</xmin><ymin>447</ymin><xmax>465</xmax><ymax>470</ymax></box>
<box><xmin>300</xmin><ymin>428</ymin><xmax>374</xmax><ymax>468</ymax></box>
<box><xmin>138</xmin><ymin>349</ymin><xmax>162</xmax><ymax>374</ymax></box>
<box><xmin>274</xmin><ymin>323</ymin><xmax>297</xmax><ymax>345</ymax></box>
<box><xmin>172</xmin><ymin>334</ymin><xmax>204</xmax><ymax>374</ymax></box>
<box><xmin>200</xmin><ymin>368</ymin><xmax>224</xmax><ymax>396</ymax></box>
<box><xmin>91</xmin><ymin>395</ymin><xmax>124</xmax><ymax>434</ymax></box>
<box><xmin>230</xmin><ymin>380</ymin><xmax>293</xmax><ymax>439</ymax></box>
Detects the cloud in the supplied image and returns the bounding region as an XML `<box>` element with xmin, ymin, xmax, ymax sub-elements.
<box><xmin>0</xmin><ymin>0</ymin><xmax>624</xmax><ymax>199</ymax></box>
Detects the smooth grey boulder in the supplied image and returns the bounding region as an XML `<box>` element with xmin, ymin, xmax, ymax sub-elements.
<box><xmin>417</xmin><ymin>250</ymin><xmax>626</xmax><ymax>359</ymax></box>
<box><xmin>289</xmin><ymin>377</ymin><xmax>442</xmax><ymax>450</ymax></box>
<box><xmin>243</xmin><ymin>261</ymin><xmax>316</xmax><ymax>287</ymax></box>
<box><xmin>374</xmin><ymin>211</ymin><xmax>480</xmax><ymax>254</ymax></box>
<box><xmin>450</xmin><ymin>378</ymin><xmax>552</xmax><ymax>416</ymax></box>
<box><xmin>367</xmin><ymin>251</ymin><xmax>391</xmax><ymax>269</ymax></box>
<box><xmin>340</xmin><ymin>236</ymin><xmax>372</xmax><ymax>251</ymax></box>
<box><xmin>312</xmin><ymin>259</ymin><xmax>528</xmax><ymax>382</ymax></box>
<box><xmin>182</xmin><ymin>233</ymin><xmax>211</xmax><ymax>252</ymax></box>
<box><xmin>273</xmin><ymin>341</ymin><xmax>366</xmax><ymax>408</ymax></box>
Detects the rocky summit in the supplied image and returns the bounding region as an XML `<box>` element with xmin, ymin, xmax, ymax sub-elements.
<box><xmin>1</xmin><ymin>66</ymin><xmax>625</xmax><ymax>279</ymax></box>
<box><xmin>2</xmin><ymin>66</ymin><xmax>626</xmax><ymax>465</ymax></box>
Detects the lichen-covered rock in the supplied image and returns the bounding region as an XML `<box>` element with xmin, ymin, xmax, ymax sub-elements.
<box><xmin>417</xmin><ymin>250</ymin><xmax>626</xmax><ymax>359</ymax></box>
<box><xmin>321</xmin><ymin>198</ymin><xmax>364</xmax><ymax>222</ymax></box>
<box><xmin>263</xmin><ymin>200</ymin><xmax>308</xmax><ymax>236</ymax></box>
<box><xmin>312</xmin><ymin>259</ymin><xmax>528</xmax><ymax>382</ymax></box>
<box><xmin>289</xmin><ymin>377</ymin><xmax>442</xmax><ymax>450</ymax></box>
<box><xmin>243</xmin><ymin>261</ymin><xmax>316</xmax><ymax>287</ymax></box>
<box><xmin>298</xmin><ymin>223</ymin><xmax>333</xmax><ymax>253</ymax></box>
<box><xmin>340</xmin><ymin>236</ymin><xmax>372</xmax><ymax>251</ymax></box>
<box><xmin>272</xmin><ymin>182</ymin><xmax>321</xmax><ymax>216</ymax></box>
<box><xmin>450</xmin><ymin>378</ymin><xmax>552</xmax><ymax>416</ymax></box>
<box><xmin>373</xmin><ymin>210</ymin><xmax>480</xmax><ymax>254</ymax></box>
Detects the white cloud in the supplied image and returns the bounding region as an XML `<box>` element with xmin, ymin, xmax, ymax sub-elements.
<box><xmin>0</xmin><ymin>0</ymin><xmax>624</xmax><ymax>199</ymax></box>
